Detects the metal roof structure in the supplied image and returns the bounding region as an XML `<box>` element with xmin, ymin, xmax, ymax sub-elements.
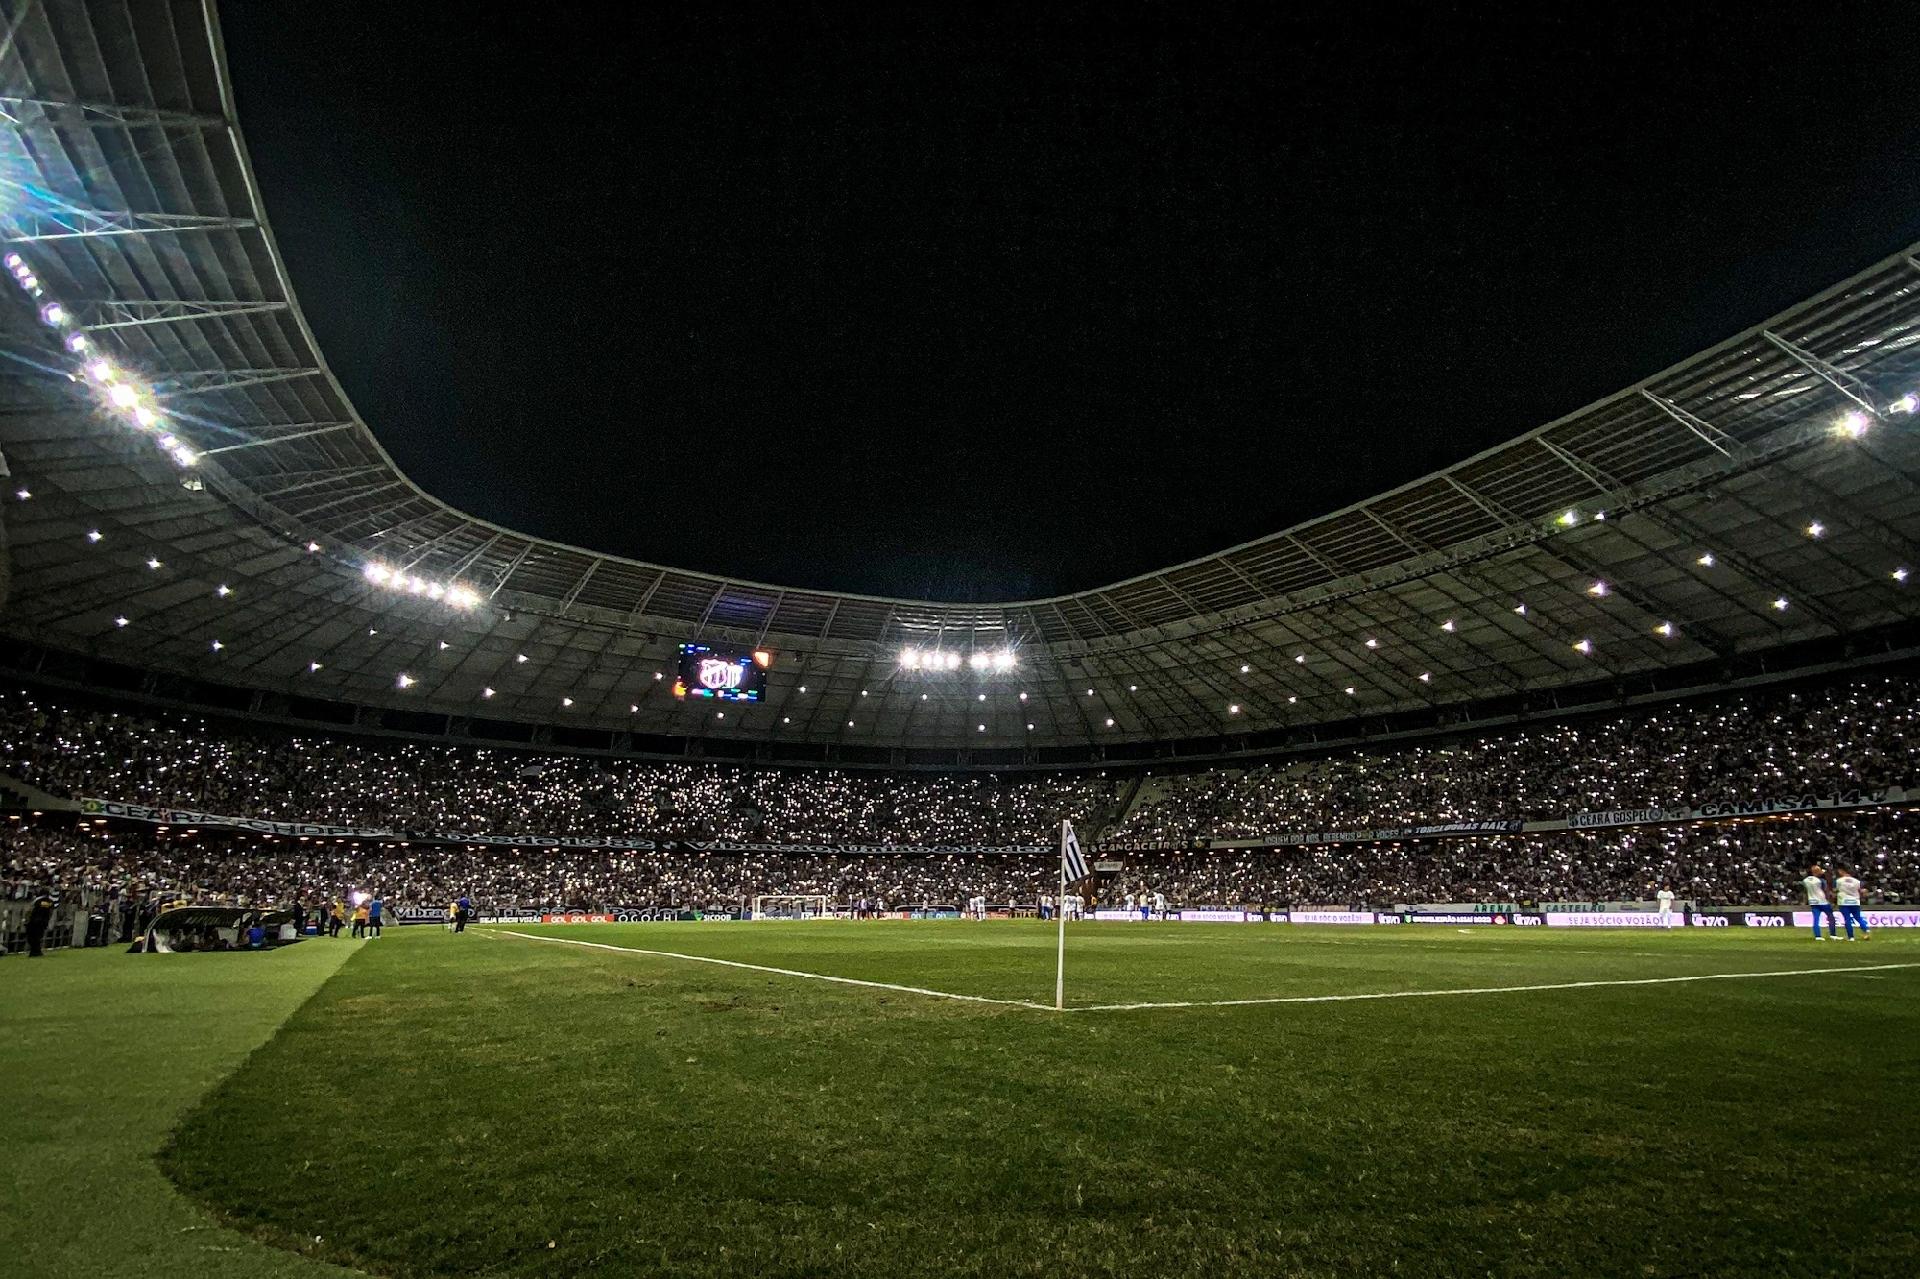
<box><xmin>3</xmin><ymin>0</ymin><xmax>1920</xmax><ymax>764</ymax></box>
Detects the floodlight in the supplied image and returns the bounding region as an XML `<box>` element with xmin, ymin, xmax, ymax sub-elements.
<box><xmin>65</xmin><ymin>333</ymin><xmax>87</xmax><ymax>353</ymax></box>
<box><xmin>1418</xmin><ymin>671</ymin><xmax>1431</xmax><ymax>682</ymax></box>
<box><xmin>106</xmin><ymin>383</ymin><xmax>138</xmax><ymax>409</ymax></box>
<box><xmin>1573</xmin><ymin>638</ymin><xmax>1592</xmax><ymax>654</ymax></box>
<box><xmin>1441</xmin><ymin>619</ymin><xmax>1456</xmax><ymax>632</ymax></box>
<box><xmin>1228</xmin><ymin>704</ymin><xmax>1240</xmax><ymax>714</ymax></box>
<box><xmin>1805</xmin><ymin>521</ymin><xmax>1825</xmax><ymax>538</ymax></box>
<box><xmin>1835</xmin><ymin>410</ymin><xmax>1870</xmax><ymax>439</ymax></box>
<box><xmin>1697</xmin><ymin>552</ymin><xmax>1715</xmax><ymax>567</ymax></box>
<box><xmin>363</xmin><ymin>564</ymin><xmax>390</xmax><ymax>584</ymax></box>
<box><xmin>396</xmin><ymin>673</ymin><xmax>415</xmax><ymax>688</ymax></box>
<box><xmin>1772</xmin><ymin>597</ymin><xmax>1790</xmax><ymax>611</ymax></box>
<box><xmin>969</xmin><ymin>652</ymin><xmax>990</xmax><ymax>670</ymax></box>
<box><xmin>86</xmin><ymin>530</ymin><xmax>102</xmax><ymax>543</ymax></box>
<box><xmin>39</xmin><ymin>303</ymin><xmax>66</xmax><ymax>326</ymax></box>
<box><xmin>1894</xmin><ymin>568</ymin><xmax>1910</xmax><ymax>584</ymax></box>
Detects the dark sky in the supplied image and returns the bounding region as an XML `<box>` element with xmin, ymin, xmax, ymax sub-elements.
<box><xmin>220</xmin><ymin>2</ymin><xmax>1920</xmax><ymax>601</ymax></box>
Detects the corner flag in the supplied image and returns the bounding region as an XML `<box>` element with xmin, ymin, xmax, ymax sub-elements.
<box><xmin>1056</xmin><ymin>819</ymin><xmax>1088</xmax><ymax>1010</ymax></box>
<box><xmin>1061</xmin><ymin>819</ymin><xmax>1089</xmax><ymax>886</ymax></box>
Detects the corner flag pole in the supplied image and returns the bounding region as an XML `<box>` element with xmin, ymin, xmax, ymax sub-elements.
<box><xmin>1056</xmin><ymin>819</ymin><xmax>1069</xmax><ymax>1011</ymax></box>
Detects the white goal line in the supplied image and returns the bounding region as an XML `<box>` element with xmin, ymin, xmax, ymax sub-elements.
<box><xmin>490</xmin><ymin>930</ymin><xmax>1919</xmax><ymax>1014</ymax></box>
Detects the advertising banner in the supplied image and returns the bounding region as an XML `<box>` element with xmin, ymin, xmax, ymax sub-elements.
<box><xmin>1287</xmin><ymin>910</ymin><xmax>1378</xmax><ymax>925</ymax></box>
<box><xmin>1397</xmin><ymin>910</ymin><xmax>1526</xmax><ymax>925</ymax></box>
<box><xmin>1543</xmin><ymin>911</ymin><xmax>1676</xmax><ymax>928</ymax></box>
<box><xmin>1174</xmin><ymin>909</ymin><xmax>1255</xmax><ymax>923</ymax></box>
<box><xmin>1791</xmin><ymin>908</ymin><xmax>1920</xmax><ymax>929</ymax></box>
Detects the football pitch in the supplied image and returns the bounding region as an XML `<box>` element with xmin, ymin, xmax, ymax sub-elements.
<box><xmin>6</xmin><ymin>922</ymin><xmax>1918</xmax><ymax>1278</ymax></box>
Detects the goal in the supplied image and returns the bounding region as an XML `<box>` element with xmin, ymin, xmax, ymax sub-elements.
<box><xmin>751</xmin><ymin>894</ymin><xmax>832</xmax><ymax>920</ymax></box>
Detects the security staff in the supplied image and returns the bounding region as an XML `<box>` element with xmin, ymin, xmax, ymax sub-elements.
<box><xmin>25</xmin><ymin>890</ymin><xmax>55</xmax><ymax>958</ymax></box>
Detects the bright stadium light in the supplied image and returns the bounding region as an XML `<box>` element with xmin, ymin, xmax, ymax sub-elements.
<box><xmin>992</xmin><ymin>650</ymin><xmax>1016</xmax><ymax>671</ymax></box>
<box><xmin>396</xmin><ymin>673</ymin><xmax>415</xmax><ymax>689</ymax></box>
<box><xmin>561</xmin><ymin>697</ymin><xmax>573</xmax><ymax>707</ymax></box>
<box><xmin>1294</xmin><ymin>654</ymin><xmax>1306</xmax><ymax>664</ymax></box>
<box><xmin>482</xmin><ymin>687</ymin><xmax>495</xmax><ymax>698</ymax></box>
<box><xmin>106</xmin><ymin>383</ymin><xmax>139</xmax><ymax>409</ymax></box>
<box><xmin>133</xmin><ymin>405</ymin><xmax>158</xmax><ymax>429</ymax></box>
<box><xmin>65</xmin><ymin>332</ymin><xmax>88</xmax><ymax>353</ymax></box>
<box><xmin>1772</xmin><ymin>596</ymin><xmax>1790</xmax><ymax>611</ymax></box>
<box><xmin>1240</xmin><ymin>663</ymin><xmax>1252</xmax><ymax>673</ymax></box>
<box><xmin>899</xmin><ymin>648</ymin><xmax>921</xmax><ymax>668</ymax></box>
<box><xmin>86</xmin><ymin>359</ymin><xmax>114</xmax><ymax>383</ymax></box>
<box><xmin>1805</xmin><ymin>521</ymin><xmax>1825</xmax><ymax>538</ymax></box>
<box><xmin>1343</xmin><ymin>686</ymin><xmax>1356</xmax><ymax>695</ymax></box>
<box><xmin>209</xmin><ymin>640</ymin><xmax>223</xmax><ymax>652</ymax></box>
<box><xmin>39</xmin><ymin>303</ymin><xmax>66</xmax><ymax>326</ymax></box>
<box><xmin>309</xmin><ymin>661</ymin><xmax>323</xmax><ymax>672</ymax></box>
<box><xmin>1893</xmin><ymin>567</ymin><xmax>1910</xmax><ymax>584</ymax></box>
<box><xmin>1834</xmin><ymin>410</ymin><xmax>1871</xmax><ymax>439</ymax></box>
<box><xmin>516</xmin><ymin>653</ymin><xmax>529</xmax><ymax>663</ymax></box>
<box><xmin>1656</xmin><ymin>621</ymin><xmax>1675</xmax><ymax>638</ymax></box>
<box><xmin>1513</xmin><ymin>603</ymin><xmax>1528</xmax><ymax>615</ymax></box>
<box><xmin>363</xmin><ymin>564</ymin><xmax>390</xmax><ymax>584</ymax></box>
<box><xmin>1573</xmin><ymin>638</ymin><xmax>1593</xmax><ymax>654</ymax></box>
<box><xmin>943</xmin><ymin>651</ymin><xmax>961</xmax><ymax>671</ymax></box>
<box><xmin>1363</xmin><ymin>637</ymin><xmax>1379</xmax><ymax>649</ymax></box>
<box><xmin>1019</xmin><ymin>691</ymin><xmax>1028</xmax><ymax>701</ymax></box>
<box><xmin>13</xmin><ymin>489</ymin><xmax>27</xmax><ymax>500</ymax></box>
<box><xmin>978</xmin><ymin>724</ymin><xmax>986</xmax><ymax>732</ymax></box>
<box><xmin>1104</xmin><ymin>717</ymin><xmax>1115</xmax><ymax>727</ymax></box>
<box><xmin>977</xmin><ymin>693</ymin><xmax>987</xmax><ymax>701</ymax></box>
<box><xmin>1418</xmin><ymin>672</ymin><xmax>1432</xmax><ymax>682</ymax></box>
<box><xmin>968</xmin><ymin>652</ymin><xmax>990</xmax><ymax>671</ymax></box>
<box><xmin>146</xmin><ymin>558</ymin><xmax>162</xmax><ymax>570</ymax></box>
<box><xmin>306</xmin><ymin>541</ymin><xmax>321</xmax><ymax>553</ymax></box>
<box><xmin>113</xmin><ymin>616</ymin><xmax>129</xmax><ymax>627</ymax></box>
<box><xmin>1891</xmin><ymin>394</ymin><xmax>1918</xmax><ymax>415</ymax></box>
<box><xmin>1441</xmin><ymin>619</ymin><xmax>1456</xmax><ymax>632</ymax></box>
<box><xmin>1557</xmin><ymin>509</ymin><xmax>1578</xmax><ymax>527</ymax></box>
<box><xmin>86</xmin><ymin>530</ymin><xmax>103</xmax><ymax>543</ymax></box>
<box><xmin>1697</xmin><ymin>552</ymin><xmax>1716</xmax><ymax>567</ymax></box>
<box><xmin>1587</xmin><ymin>581</ymin><xmax>1608</xmax><ymax>597</ymax></box>
<box><xmin>1228</xmin><ymin>704</ymin><xmax>1240</xmax><ymax>714</ymax></box>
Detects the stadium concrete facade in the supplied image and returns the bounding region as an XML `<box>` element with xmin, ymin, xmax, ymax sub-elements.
<box><xmin>4</xmin><ymin>2</ymin><xmax>1920</xmax><ymax>768</ymax></box>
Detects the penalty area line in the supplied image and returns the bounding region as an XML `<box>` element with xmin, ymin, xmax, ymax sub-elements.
<box><xmin>492</xmin><ymin>929</ymin><xmax>1055</xmax><ymax>1011</ymax></box>
<box><xmin>1065</xmin><ymin>961</ymin><xmax>1920</xmax><ymax>1012</ymax></box>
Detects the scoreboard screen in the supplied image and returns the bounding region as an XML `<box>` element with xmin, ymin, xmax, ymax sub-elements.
<box><xmin>674</xmin><ymin>644</ymin><xmax>771</xmax><ymax>702</ymax></box>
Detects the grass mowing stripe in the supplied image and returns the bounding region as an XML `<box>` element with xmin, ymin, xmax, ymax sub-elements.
<box><xmin>494</xmin><ymin>927</ymin><xmax>1055</xmax><ymax>1009</ymax></box>
<box><xmin>0</xmin><ymin>941</ymin><xmax>360</xmax><ymax>1278</ymax></box>
<box><xmin>1069</xmin><ymin>960</ymin><xmax>1920</xmax><ymax>1010</ymax></box>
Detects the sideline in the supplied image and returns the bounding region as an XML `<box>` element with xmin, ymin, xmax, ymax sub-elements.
<box><xmin>490</xmin><ymin>929</ymin><xmax>1920</xmax><ymax>1014</ymax></box>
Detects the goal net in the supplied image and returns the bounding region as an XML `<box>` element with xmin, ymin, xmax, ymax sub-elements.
<box><xmin>751</xmin><ymin>894</ymin><xmax>832</xmax><ymax>921</ymax></box>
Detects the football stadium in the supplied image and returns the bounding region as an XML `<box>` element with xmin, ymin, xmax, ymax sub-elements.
<box><xmin>3</xmin><ymin>4</ymin><xmax>1919</xmax><ymax>1277</ymax></box>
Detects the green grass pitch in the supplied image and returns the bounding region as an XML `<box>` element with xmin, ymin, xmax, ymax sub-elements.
<box><xmin>7</xmin><ymin>921</ymin><xmax>1919</xmax><ymax>1278</ymax></box>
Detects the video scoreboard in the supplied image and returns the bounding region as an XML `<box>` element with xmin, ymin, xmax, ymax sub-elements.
<box><xmin>674</xmin><ymin>644</ymin><xmax>771</xmax><ymax>702</ymax></box>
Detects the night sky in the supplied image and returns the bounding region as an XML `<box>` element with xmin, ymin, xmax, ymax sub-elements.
<box><xmin>220</xmin><ymin>2</ymin><xmax>1920</xmax><ymax>601</ymax></box>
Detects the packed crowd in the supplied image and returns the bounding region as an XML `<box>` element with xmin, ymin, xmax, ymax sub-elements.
<box><xmin>2</xmin><ymin>676</ymin><xmax>1913</xmax><ymax>854</ymax></box>
<box><xmin>4</xmin><ymin>810</ymin><xmax>1912</xmax><ymax>915</ymax></box>
<box><xmin>0</xmin><ymin>689</ymin><xmax>1118</xmax><ymax>845</ymax></box>
<box><xmin>1118</xmin><ymin>676</ymin><xmax>1920</xmax><ymax>842</ymax></box>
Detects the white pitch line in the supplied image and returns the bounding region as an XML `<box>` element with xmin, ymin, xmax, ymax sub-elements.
<box><xmin>493</xmin><ymin>930</ymin><xmax>1920</xmax><ymax>1015</ymax></box>
<box><xmin>494</xmin><ymin>929</ymin><xmax>1054</xmax><ymax>1011</ymax></box>
<box><xmin>1065</xmin><ymin>962</ymin><xmax>1920</xmax><ymax>1012</ymax></box>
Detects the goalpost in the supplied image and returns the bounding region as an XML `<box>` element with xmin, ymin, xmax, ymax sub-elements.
<box><xmin>751</xmin><ymin>894</ymin><xmax>832</xmax><ymax>920</ymax></box>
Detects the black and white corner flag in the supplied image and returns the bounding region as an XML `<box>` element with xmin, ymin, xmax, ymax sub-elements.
<box><xmin>1060</xmin><ymin>819</ymin><xmax>1089</xmax><ymax>885</ymax></box>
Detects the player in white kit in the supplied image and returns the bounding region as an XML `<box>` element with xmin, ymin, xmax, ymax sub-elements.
<box><xmin>1655</xmin><ymin>886</ymin><xmax>1675</xmax><ymax>929</ymax></box>
<box><xmin>1152</xmin><ymin>890</ymin><xmax>1167</xmax><ymax>920</ymax></box>
<box><xmin>1803</xmin><ymin>865</ymin><xmax>1837</xmax><ymax>939</ymax></box>
<box><xmin>1834</xmin><ymin>869</ymin><xmax>1869</xmax><ymax>940</ymax></box>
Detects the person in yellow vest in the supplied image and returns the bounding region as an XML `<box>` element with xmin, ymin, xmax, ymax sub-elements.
<box><xmin>445</xmin><ymin>901</ymin><xmax>458</xmax><ymax>932</ymax></box>
<box><xmin>351</xmin><ymin>901</ymin><xmax>370</xmax><ymax>939</ymax></box>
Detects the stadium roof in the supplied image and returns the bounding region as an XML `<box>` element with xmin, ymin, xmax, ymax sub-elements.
<box><xmin>3</xmin><ymin>0</ymin><xmax>1920</xmax><ymax>762</ymax></box>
